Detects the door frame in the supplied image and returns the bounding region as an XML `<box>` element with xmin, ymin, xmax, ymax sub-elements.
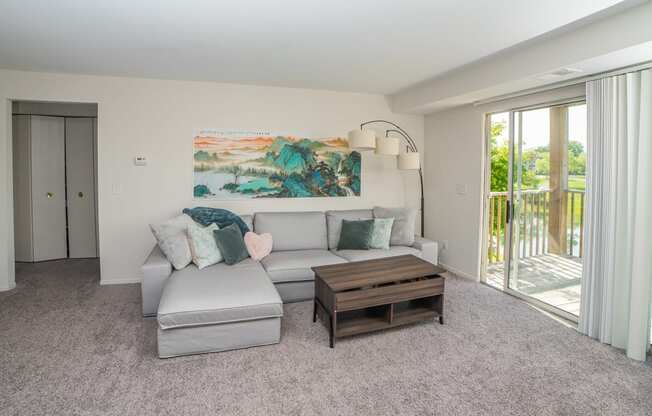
<box><xmin>479</xmin><ymin>110</ymin><xmax>516</xmax><ymax>290</ymax></box>
<box><xmin>481</xmin><ymin>98</ymin><xmax>585</xmax><ymax>323</ymax></box>
<box><xmin>7</xmin><ymin>100</ymin><xmax>100</xmax><ymax>267</ymax></box>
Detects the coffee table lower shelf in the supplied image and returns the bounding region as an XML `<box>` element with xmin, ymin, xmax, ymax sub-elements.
<box><xmin>336</xmin><ymin>305</ymin><xmax>439</xmax><ymax>338</ymax></box>
<box><xmin>313</xmin><ymin>296</ymin><xmax>444</xmax><ymax>347</ymax></box>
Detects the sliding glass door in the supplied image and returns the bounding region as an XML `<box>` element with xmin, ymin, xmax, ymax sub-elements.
<box><xmin>483</xmin><ymin>101</ymin><xmax>586</xmax><ymax>319</ymax></box>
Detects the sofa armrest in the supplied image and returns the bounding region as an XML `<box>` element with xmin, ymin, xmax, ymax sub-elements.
<box><xmin>141</xmin><ymin>245</ymin><xmax>172</xmax><ymax>317</ymax></box>
<box><xmin>412</xmin><ymin>236</ymin><xmax>438</xmax><ymax>265</ymax></box>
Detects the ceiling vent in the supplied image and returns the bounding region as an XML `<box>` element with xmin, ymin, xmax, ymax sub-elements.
<box><xmin>537</xmin><ymin>67</ymin><xmax>583</xmax><ymax>80</ymax></box>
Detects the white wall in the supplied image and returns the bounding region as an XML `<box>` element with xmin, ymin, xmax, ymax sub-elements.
<box><xmin>423</xmin><ymin>85</ymin><xmax>585</xmax><ymax>280</ymax></box>
<box><xmin>0</xmin><ymin>69</ymin><xmax>423</xmax><ymax>287</ymax></box>
<box><xmin>424</xmin><ymin>106</ymin><xmax>485</xmax><ymax>279</ymax></box>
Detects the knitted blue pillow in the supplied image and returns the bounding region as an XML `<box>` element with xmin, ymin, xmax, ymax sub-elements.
<box><xmin>182</xmin><ymin>207</ymin><xmax>250</xmax><ymax>235</ymax></box>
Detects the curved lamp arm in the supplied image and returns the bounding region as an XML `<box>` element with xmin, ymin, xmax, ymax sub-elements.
<box><xmin>385</xmin><ymin>129</ymin><xmax>417</xmax><ymax>153</ymax></box>
<box><xmin>357</xmin><ymin>120</ymin><xmax>424</xmax><ymax>237</ymax></box>
<box><xmin>360</xmin><ymin>120</ymin><xmax>419</xmax><ymax>152</ymax></box>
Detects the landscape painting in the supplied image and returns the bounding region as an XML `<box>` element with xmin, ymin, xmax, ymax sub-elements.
<box><xmin>193</xmin><ymin>129</ymin><xmax>361</xmax><ymax>199</ymax></box>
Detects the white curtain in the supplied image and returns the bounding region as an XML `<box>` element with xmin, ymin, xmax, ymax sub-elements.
<box><xmin>579</xmin><ymin>69</ymin><xmax>652</xmax><ymax>361</ymax></box>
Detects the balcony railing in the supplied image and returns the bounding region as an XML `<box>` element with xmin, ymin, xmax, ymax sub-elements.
<box><xmin>487</xmin><ymin>189</ymin><xmax>585</xmax><ymax>264</ymax></box>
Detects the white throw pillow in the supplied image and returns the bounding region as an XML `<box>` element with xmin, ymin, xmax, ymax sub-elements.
<box><xmin>149</xmin><ymin>214</ymin><xmax>194</xmax><ymax>270</ymax></box>
<box><xmin>187</xmin><ymin>222</ymin><xmax>223</xmax><ymax>269</ymax></box>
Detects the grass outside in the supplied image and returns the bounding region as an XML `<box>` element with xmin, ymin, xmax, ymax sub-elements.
<box><xmin>568</xmin><ymin>175</ymin><xmax>586</xmax><ymax>191</ymax></box>
<box><xmin>533</xmin><ymin>175</ymin><xmax>585</xmax><ymax>191</ymax></box>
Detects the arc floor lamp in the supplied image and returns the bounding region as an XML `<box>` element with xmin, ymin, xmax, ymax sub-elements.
<box><xmin>348</xmin><ymin>120</ymin><xmax>424</xmax><ymax>237</ymax></box>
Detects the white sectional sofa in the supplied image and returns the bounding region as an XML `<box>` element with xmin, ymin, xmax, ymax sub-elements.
<box><xmin>142</xmin><ymin>209</ymin><xmax>438</xmax><ymax>357</ymax></box>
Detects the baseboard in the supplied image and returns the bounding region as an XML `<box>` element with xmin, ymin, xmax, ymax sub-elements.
<box><xmin>438</xmin><ymin>262</ymin><xmax>479</xmax><ymax>281</ymax></box>
<box><xmin>100</xmin><ymin>277</ymin><xmax>141</xmax><ymax>285</ymax></box>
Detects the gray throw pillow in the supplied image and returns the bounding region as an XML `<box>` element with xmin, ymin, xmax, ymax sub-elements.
<box><xmin>369</xmin><ymin>218</ymin><xmax>394</xmax><ymax>250</ymax></box>
<box><xmin>337</xmin><ymin>219</ymin><xmax>374</xmax><ymax>250</ymax></box>
<box><xmin>373</xmin><ymin>207</ymin><xmax>417</xmax><ymax>246</ymax></box>
<box><xmin>213</xmin><ymin>223</ymin><xmax>249</xmax><ymax>265</ymax></box>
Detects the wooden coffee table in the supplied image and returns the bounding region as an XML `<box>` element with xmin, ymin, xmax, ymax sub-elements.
<box><xmin>312</xmin><ymin>254</ymin><xmax>445</xmax><ymax>347</ymax></box>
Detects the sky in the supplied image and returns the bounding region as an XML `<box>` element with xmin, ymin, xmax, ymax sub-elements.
<box><xmin>492</xmin><ymin>103</ymin><xmax>586</xmax><ymax>150</ymax></box>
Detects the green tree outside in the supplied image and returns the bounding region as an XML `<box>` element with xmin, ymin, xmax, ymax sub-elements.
<box><xmin>488</xmin><ymin>118</ymin><xmax>587</xmax><ymax>262</ymax></box>
<box><xmin>489</xmin><ymin>121</ymin><xmax>541</xmax><ymax>192</ymax></box>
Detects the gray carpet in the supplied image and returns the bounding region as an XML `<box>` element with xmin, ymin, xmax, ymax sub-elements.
<box><xmin>1</xmin><ymin>259</ymin><xmax>651</xmax><ymax>416</ymax></box>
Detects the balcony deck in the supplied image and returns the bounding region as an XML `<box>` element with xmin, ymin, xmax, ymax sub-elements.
<box><xmin>486</xmin><ymin>254</ymin><xmax>582</xmax><ymax>316</ymax></box>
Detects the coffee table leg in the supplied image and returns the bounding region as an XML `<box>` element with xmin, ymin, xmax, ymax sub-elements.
<box><xmin>329</xmin><ymin>313</ymin><xmax>336</xmax><ymax>348</ymax></box>
<box><xmin>440</xmin><ymin>294</ymin><xmax>445</xmax><ymax>324</ymax></box>
<box><xmin>313</xmin><ymin>300</ymin><xmax>317</xmax><ymax>323</ymax></box>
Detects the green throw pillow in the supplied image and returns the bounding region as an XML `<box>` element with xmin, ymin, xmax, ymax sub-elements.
<box><xmin>337</xmin><ymin>219</ymin><xmax>374</xmax><ymax>250</ymax></box>
<box><xmin>369</xmin><ymin>217</ymin><xmax>394</xmax><ymax>250</ymax></box>
<box><xmin>213</xmin><ymin>223</ymin><xmax>249</xmax><ymax>265</ymax></box>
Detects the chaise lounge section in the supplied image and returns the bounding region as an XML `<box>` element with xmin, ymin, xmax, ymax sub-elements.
<box><xmin>142</xmin><ymin>209</ymin><xmax>438</xmax><ymax>357</ymax></box>
<box><xmin>157</xmin><ymin>258</ymin><xmax>283</xmax><ymax>358</ymax></box>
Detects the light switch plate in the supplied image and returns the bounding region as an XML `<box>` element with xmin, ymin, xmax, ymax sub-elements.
<box><xmin>134</xmin><ymin>156</ymin><xmax>147</xmax><ymax>166</ymax></box>
<box><xmin>455</xmin><ymin>183</ymin><xmax>467</xmax><ymax>195</ymax></box>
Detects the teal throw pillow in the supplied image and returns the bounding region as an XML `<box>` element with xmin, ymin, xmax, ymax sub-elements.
<box><xmin>213</xmin><ymin>223</ymin><xmax>249</xmax><ymax>265</ymax></box>
<box><xmin>369</xmin><ymin>217</ymin><xmax>394</xmax><ymax>250</ymax></box>
<box><xmin>337</xmin><ymin>219</ymin><xmax>374</xmax><ymax>250</ymax></box>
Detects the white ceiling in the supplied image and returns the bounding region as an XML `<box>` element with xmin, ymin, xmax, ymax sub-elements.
<box><xmin>0</xmin><ymin>0</ymin><xmax>628</xmax><ymax>94</ymax></box>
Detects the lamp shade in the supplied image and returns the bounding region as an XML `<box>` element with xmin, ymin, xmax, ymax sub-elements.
<box><xmin>347</xmin><ymin>129</ymin><xmax>376</xmax><ymax>150</ymax></box>
<box><xmin>375</xmin><ymin>136</ymin><xmax>399</xmax><ymax>155</ymax></box>
<box><xmin>397</xmin><ymin>152</ymin><xmax>420</xmax><ymax>170</ymax></box>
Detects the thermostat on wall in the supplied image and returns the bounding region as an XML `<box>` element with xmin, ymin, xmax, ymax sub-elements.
<box><xmin>134</xmin><ymin>156</ymin><xmax>147</xmax><ymax>166</ymax></box>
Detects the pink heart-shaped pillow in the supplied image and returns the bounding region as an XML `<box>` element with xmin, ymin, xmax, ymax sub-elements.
<box><xmin>244</xmin><ymin>231</ymin><xmax>273</xmax><ymax>261</ymax></box>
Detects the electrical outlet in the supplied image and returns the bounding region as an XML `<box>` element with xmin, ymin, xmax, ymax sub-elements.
<box><xmin>441</xmin><ymin>240</ymin><xmax>449</xmax><ymax>251</ymax></box>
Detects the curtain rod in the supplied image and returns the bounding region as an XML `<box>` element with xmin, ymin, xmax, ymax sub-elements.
<box><xmin>473</xmin><ymin>60</ymin><xmax>652</xmax><ymax>107</ymax></box>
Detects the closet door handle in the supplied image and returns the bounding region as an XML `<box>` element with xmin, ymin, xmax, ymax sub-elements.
<box><xmin>78</xmin><ymin>192</ymin><xmax>84</xmax><ymax>198</ymax></box>
<box><xmin>46</xmin><ymin>192</ymin><xmax>54</xmax><ymax>199</ymax></box>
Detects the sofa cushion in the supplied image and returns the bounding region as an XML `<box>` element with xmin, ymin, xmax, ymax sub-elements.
<box><xmin>274</xmin><ymin>281</ymin><xmax>314</xmax><ymax>303</ymax></box>
<box><xmin>157</xmin><ymin>259</ymin><xmax>283</xmax><ymax>330</ymax></box>
<box><xmin>333</xmin><ymin>246</ymin><xmax>422</xmax><ymax>262</ymax></box>
<box><xmin>260</xmin><ymin>249</ymin><xmax>347</xmax><ymax>283</ymax></box>
<box><xmin>254</xmin><ymin>211</ymin><xmax>327</xmax><ymax>251</ymax></box>
<box><xmin>326</xmin><ymin>209</ymin><xmax>373</xmax><ymax>250</ymax></box>
<box><xmin>373</xmin><ymin>206</ymin><xmax>418</xmax><ymax>246</ymax></box>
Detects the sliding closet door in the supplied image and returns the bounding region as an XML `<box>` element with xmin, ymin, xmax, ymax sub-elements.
<box><xmin>31</xmin><ymin>116</ymin><xmax>67</xmax><ymax>261</ymax></box>
<box><xmin>65</xmin><ymin>118</ymin><xmax>98</xmax><ymax>258</ymax></box>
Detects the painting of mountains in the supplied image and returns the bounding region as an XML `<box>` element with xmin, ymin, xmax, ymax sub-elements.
<box><xmin>193</xmin><ymin>129</ymin><xmax>361</xmax><ymax>199</ymax></box>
